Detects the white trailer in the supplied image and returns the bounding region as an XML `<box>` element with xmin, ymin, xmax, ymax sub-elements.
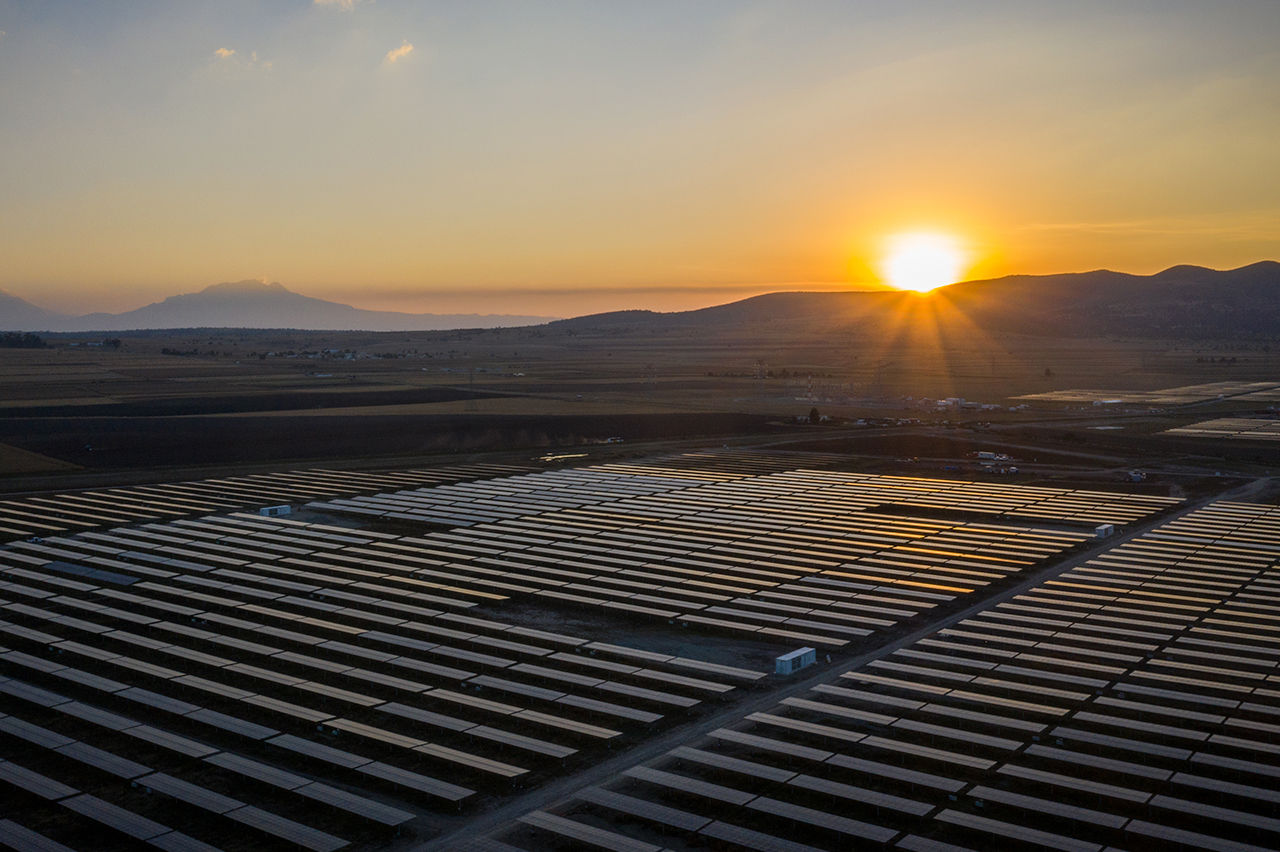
<box><xmin>775</xmin><ymin>647</ymin><xmax>817</xmax><ymax>675</ymax></box>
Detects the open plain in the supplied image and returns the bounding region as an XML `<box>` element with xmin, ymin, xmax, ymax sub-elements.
<box><xmin>3</xmin><ymin>321</ymin><xmax>1280</xmax><ymax>851</ymax></box>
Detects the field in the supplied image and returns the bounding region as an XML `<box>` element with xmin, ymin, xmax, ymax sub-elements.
<box><xmin>3</xmin><ymin>324</ymin><xmax>1280</xmax><ymax>851</ymax></box>
<box><xmin>4</xmin><ymin>324</ymin><xmax>1280</xmax><ymax>486</ymax></box>
<box><xmin>0</xmin><ymin>442</ymin><xmax>79</xmax><ymax>476</ymax></box>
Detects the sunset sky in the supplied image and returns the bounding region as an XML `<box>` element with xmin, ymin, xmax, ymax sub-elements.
<box><xmin>1</xmin><ymin>1</ymin><xmax>1277</xmax><ymax>317</ymax></box>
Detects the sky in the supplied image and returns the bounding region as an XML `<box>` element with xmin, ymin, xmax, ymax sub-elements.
<box><xmin>0</xmin><ymin>0</ymin><xmax>1277</xmax><ymax>317</ymax></box>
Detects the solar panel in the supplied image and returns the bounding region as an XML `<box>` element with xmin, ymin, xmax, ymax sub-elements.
<box><xmin>61</xmin><ymin>794</ymin><xmax>169</xmax><ymax>841</ymax></box>
<box><xmin>0</xmin><ymin>820</ymin><xmax>77</xmax><ymax>852</ymax></box>
<box><xmin>0</xmin><ymin>760</ymin><xmax>79</xmax><ymax>800</ymax></box>
<box><xmin>295</xmin><ymin>781</ymin><xmax>415</xmax><ymax>825</ymax></box>
<box><xmin>225</xmin><ymin>805</ymin><xmax>348</xmax><ymax>852</ymax></box>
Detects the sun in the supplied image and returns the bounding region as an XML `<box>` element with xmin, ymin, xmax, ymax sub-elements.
<box><xmin>881</xmin><ymin>232</ymin><xmax>967</xmax><ymax>293</ymax></box>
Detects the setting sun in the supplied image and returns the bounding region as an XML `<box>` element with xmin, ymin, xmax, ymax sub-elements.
<box><xmin>882</xmin><ymin>233</ymin><xmax>967</xmax><ymax>293</ymax></box>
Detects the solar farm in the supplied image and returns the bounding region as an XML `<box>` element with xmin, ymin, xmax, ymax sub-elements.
<box><xmin>485</xmin><ymin>499</ymin><xmax>1280</xmax><ymax>852</ymax></box>
<box><xmin>1013</xmin><ymin>381</ymin><xmax>1280</xmax><ymax>406</ymax></box>
<box><xmin>1165</xmin><ymin>418</ymin><xmax>1280</xmax><ymax>442</ymax></box>
<box><xmin>4</xmin><ymin>449</ymin><xmax>1278</xmax><ymax>852</ymax></box>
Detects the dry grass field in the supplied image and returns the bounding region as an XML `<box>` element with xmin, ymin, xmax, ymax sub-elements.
<box><xmin>0</xmin><ymin>441</ymin><xmax>80</xmax><ymax>474</ymax></box>
<box><xmin>2</xmin><ymin>323</ymin><xmax>1279</xmax><ymax>481</ymax></box>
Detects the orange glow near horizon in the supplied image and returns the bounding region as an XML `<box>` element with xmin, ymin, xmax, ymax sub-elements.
<box><xmin>880</xmin><ymin>233</ymin><xmax>969</xmax><ymax>293</ymax></box>
<box><xmin>1</xmin><ymin>6</ymin><xmax>1277</xmax><ymax>315</ymax></box>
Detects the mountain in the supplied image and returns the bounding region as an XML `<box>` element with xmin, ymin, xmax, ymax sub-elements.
<box><xmin>2</xmin><ymin>281</ymin><xmax>556</xmax><ymax>332</ymax></box>
<box><xmin>938</xmin><ymin>260</ymin><xmax>1280</xmax><ymax>336</ymax></box>
<box><xmin>550</xmin><ymin>261</ymin><xmax>1280</xmax><ymax>339</ymax></box>
<box><xmin>6</xmin><ymin>263</ymin><xmax>1278</xmax><ymax>337</ymax></box>
<box><xmin>0</xmin><ymin>290</ymin><xmax>72</xmax><ymax>331</ymax></box>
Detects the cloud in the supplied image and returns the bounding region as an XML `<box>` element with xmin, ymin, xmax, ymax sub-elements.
<box><xmin>314</xmin><ymin>0</ymin><xmax>368</xmax><ymax>10</ymax></box>
<box><xmin>384</xmin><ymin>40</ymin><xmax>414</xmax><ymax>64</ymax></box>
<box><xmin>1016</xmin><ymin>218</ymin><xmax>1261</xmax><ymax>237</ymax></box>
<box><xmin>209</xmin><ymin>47</ymin><xmax>272</xmax><ymax>72</ymax></box>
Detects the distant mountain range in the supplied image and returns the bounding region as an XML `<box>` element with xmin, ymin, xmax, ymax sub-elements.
<box><xmin>3</xmin><ymin>262</ymin><xmax>1278</xmax><ymax>336</ymax></box>
<box><xmin>0</xmin><ymin>280</ymin><xmax>555</xmax><ymax>332</ymax></box>
<box><xmin>550</xmin><ymin>261</ymin><xmax>1280</xmax><ymax>339</ymax></box>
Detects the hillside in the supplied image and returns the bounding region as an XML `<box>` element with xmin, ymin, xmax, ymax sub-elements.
<box><xmin>939</xmin><ymin>260</ymin><xmax>1280</xmax><ymax>336</ymax></box>
<box><xmin>550</xmin><ymin>262</ymin><xmax>1280</xmax><ymax>339</ymax></box>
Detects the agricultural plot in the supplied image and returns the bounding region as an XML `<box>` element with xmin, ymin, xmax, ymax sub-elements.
<box><xmin>0</xmin><ymin>454</ymin><xmax>1183</xmax><ymax>850</ymax></box>
<box><xmin>490</xmin><ymin>499</ymin><xmax>1280</xmax><ymax>852</ymax></box>
<box><xmin>1166</xmin><ymin>417</ymin><xmax>1280</xmax><ymax>441</ymax></box>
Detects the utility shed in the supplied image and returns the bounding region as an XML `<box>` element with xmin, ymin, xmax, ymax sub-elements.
<box><xmin>1095</xmin><ymin>524</ymin><xmax>1115</xmax><ymax>539</ymax></box>
<box><xmin>775</xmin><ymin>647</ymin><xmax>817</xmax><ymax>676</ymax></box>
<box><xmin>260</xmin><ymin>505</ymin><xmax>292</xmax><ymax>517</ymax></box>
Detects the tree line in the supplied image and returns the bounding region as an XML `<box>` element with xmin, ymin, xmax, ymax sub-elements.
<box><xmin>0</xmin><ymin>332</ymin><xmax>47</xmax><ymax>348</ymax></box>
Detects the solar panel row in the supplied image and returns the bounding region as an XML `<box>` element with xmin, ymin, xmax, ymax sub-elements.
<box><xmin>1165</xmin><ymin>417</ymin><xmax>1280</xmax><ymax>442</ymax></box>
<box><xmin>0</xmin><ymin>463</ymin><xmax>534</xmax><ymax>542</ymax></box>
<box><xmin>1015</xmin><ymin>380</ymin><xmax>1280</xmax><ymax>405</ymax></box>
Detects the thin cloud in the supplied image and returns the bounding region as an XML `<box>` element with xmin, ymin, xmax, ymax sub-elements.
<box><xmin>209</xmin><ymin>47</ymin><xmax>271</xmax><ymax>72</ymax></box>
<box><xmin>351</xmin><ymin>281</ymin><xmax>869</xmax><ymax>300</ymax></box>
<box><xmin>384</xmin><ymin>41</ymin><xmax>414</xmax><ymax>64</ymax></box>
<box><xmin>1016</xmin><ymin>218</ymin><xmax>1267</xmax><ymax>237</ymax></box>
<box><xmin>314</xmin><ymin>0</ymin><xmax>369</xmax><ymax>10</ymax></box>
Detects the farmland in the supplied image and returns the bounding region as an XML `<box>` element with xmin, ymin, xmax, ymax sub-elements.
<box><xmin>3</xmin><ymin>321</ymin><xmax>1280</xmax><ymax>484</ymax></box>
